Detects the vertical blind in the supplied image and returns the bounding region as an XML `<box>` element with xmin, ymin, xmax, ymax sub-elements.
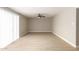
<box><xmin>0</xmin><ymin>8</ymin><xmax>19</xmax><ymax>48</ymax></box>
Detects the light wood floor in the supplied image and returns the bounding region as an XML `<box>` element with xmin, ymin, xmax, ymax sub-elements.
<box><xmin>1</xmin><ymin>32</ymin><xmax>79</xmax><ymax>51</ymax></box>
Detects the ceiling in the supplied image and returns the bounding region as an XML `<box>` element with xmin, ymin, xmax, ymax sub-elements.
<box><xmin>10</xmin><ymin>7</ymin><xmax>65</xmax><ymax>18</ymax></box>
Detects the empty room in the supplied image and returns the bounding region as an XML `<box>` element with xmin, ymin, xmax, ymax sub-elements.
<box><xmin>0</xmin><ymin>7</ymin><xmax>79</xmax><ymax>51</ymax></box>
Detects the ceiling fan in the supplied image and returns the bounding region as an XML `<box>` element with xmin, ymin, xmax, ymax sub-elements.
<box><xmin>37</xmin><ymin>13</ymin><xmax>45</xmax><ymax>18</ymax></box>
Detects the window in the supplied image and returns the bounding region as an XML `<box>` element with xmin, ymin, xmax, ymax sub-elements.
<box><xmin>0</xmin><ymin>8</ymin><xmax>19</xmax><ymax>48</ymax></box>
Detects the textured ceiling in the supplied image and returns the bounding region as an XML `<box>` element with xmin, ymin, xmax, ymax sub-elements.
<box><xmin>10</xmin><ymin>7</ymin><xmax>65</xmax><ymax>18</ymax></box>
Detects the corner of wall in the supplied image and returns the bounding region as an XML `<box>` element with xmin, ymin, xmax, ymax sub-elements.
<box><xmin>52</xmin><ymin>32</ymin><xmax>76</xmax><ymax>48</ymax></box>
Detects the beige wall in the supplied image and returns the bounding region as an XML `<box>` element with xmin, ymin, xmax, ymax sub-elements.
<box><xmin>28</xmin><ymin>18</ymin><xmax>52</xmax><ymax>32</ymax></box>
<box><xmin>76</xmin><ymin>8</ymin><xmax>79</xmax><ymax>47</ymax></box>
<box><xmin>52</xmin><ymin>8</ymin><xmax>76</xmax><ymax>47</ymax></box>
<box><xmin>19</xmin><ymin>16</ymin><xmax>28</xmax><ymax>37</ymax></box>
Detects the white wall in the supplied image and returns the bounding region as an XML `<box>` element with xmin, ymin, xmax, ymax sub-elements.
<box><xmin>52</xmin><ymin>8</ymin><xmax>76</xmax><ymax>47</ymax></box>
<box><xmin>19</xmin><ymin>16</ymin><xmax>28</xmax><ymax>37</ymax></box>
<box><xmin>28</xmin><ymin>18</ymin><xmax>52</xmax><ymax>32</ymax></box>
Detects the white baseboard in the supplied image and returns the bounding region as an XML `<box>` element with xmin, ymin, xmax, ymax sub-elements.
<box><xmin>52</xmin><ymin>32</ymin><xmax>76</xmax><ymax>48</ymax></box>
<box><xmin>29</xmin><ymin>32</ymin><xmax>51</xmax><ymax>33</ymax></box>
<box><xmin>28</xmin><ymin>31</ymin><xmax>52</xmax><ymax>32</ymax></box>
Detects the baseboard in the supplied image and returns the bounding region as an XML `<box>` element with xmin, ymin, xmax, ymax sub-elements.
<box><xmin>28</xmin><ymin>31</ymin><xmax>52</xmax><ymax>32</ymax></box>
<box><xmin>20</xmin><ymin>32</ymin><xmax>29</xmax><ymax>37</ymax></box>
<box><xmin>52</xmin><ymin>32</ymin><xmax>76</xmax><ymax>48</ymax></box>
<box><xmin>29</xmin><ymin>32</ymin><xmax>51</xmax><ymax>33</ymax></box>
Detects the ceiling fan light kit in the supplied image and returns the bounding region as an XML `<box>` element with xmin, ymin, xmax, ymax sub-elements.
<box><xmin>37</xmin><ymin>13</ymin><xmax>45</xmax><ymax>18</ymax></box>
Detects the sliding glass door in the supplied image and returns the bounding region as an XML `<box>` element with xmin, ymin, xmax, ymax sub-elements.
<box><xmin>0</xmin><ymin>8</ymin><xmax>19</xmax><ymax>48</ymax></box>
